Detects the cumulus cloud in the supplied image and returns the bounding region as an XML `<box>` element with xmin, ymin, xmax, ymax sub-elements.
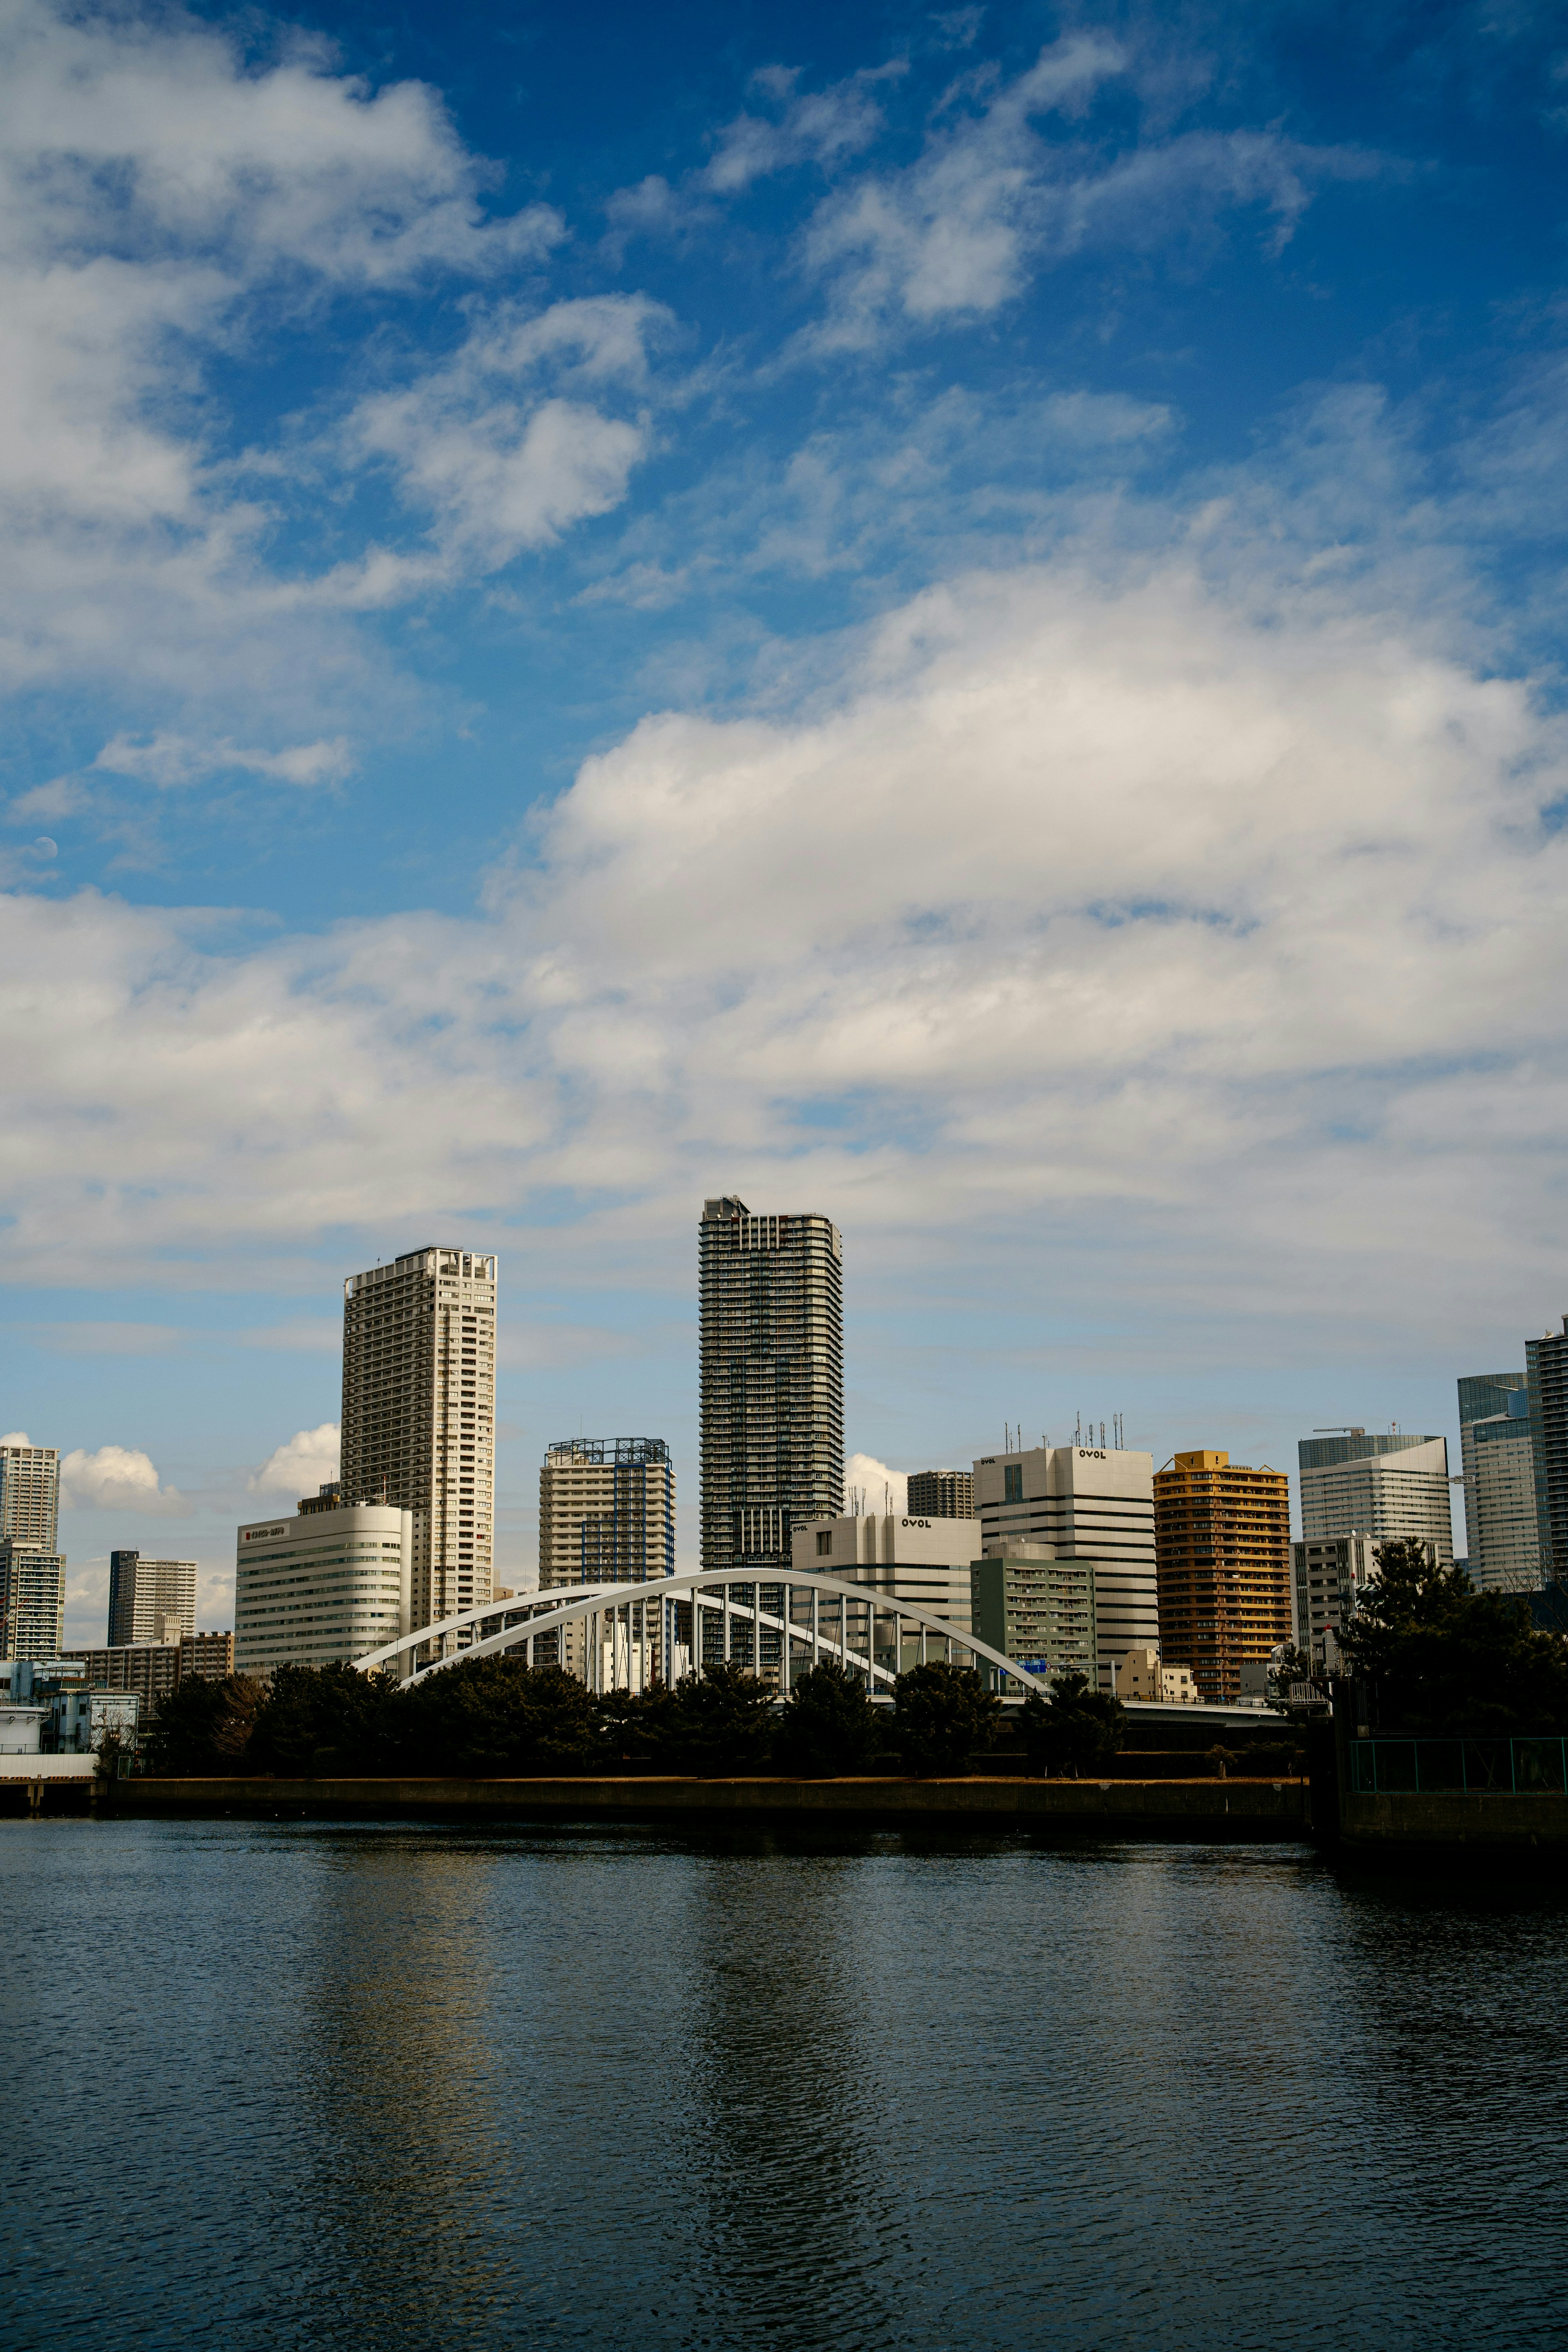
<box><xmin>249</xmin><ymin>1424</ymin><xmax>341</xmax><ymax>1499</ymax></box>
<box><xmin>700</xmin><ymin>63</ymin><xmax>899</xmax><ymax>193</ymax></box>
<box><xmin>798</xmin><ymin>36</ymin><xmax>1381</xmax><ymax>347</ymax></box>
<box><xmin>60</xmin><ymin>1443</ymin><xmax>189</xmax><ymax>1515</ymax></box>
<box><xmin>846</xmin><ymin>1453</ymin><xmax>907</xmax><ymax>1513</ymax></box>
<box><xmin>1</xmin><ymin>537</ymin><xmax>1563</xmax><ymax>1344</ymax></box>
<box><xmin>348</xmin><ymin>297</ymin><xmax>666</xmax><ymax>569</ymax></box>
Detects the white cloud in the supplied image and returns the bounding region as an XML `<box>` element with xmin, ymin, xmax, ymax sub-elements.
<box><xmin>700</xmin><ymin>64</ymin><xmax>899</xmax><ymax>193</ymax></box>
<box><xmin>93</xmin><ymin>733</ymin><xmax>355</xmax><ymax>788</ymax></box>
<box><xmin>846</xmin><ymin>1453</ymin><xmax>906</xmax><ymax>1513</ymax></box>
<box><xmin>797</xmin><ymin>37</ymin><xmax>1381</xmax><ymax>348</ymax></box>
<box><xmin>348</xmin><ymin>297</ymin><xmax>666</xmax><ymax>569</ymax></box>
<box><xmin>1</xmin><ymin>1431</ymin><xmax>31</xmax><ymax>1446</ymax></box>
<box><xmin>249</xmin><ymin>1423</ymin><xmax>341</xmax><ymax>1499</ymax></box>
<box><xmin>60</xmin><ymin>1443</ymin><xmax>189</xmax><ymax>1515</ymax></box>
<box><xmin>0</xmin><ymin>540</ymin><xmax>1563</xmax><ymax>1345</ymax></box>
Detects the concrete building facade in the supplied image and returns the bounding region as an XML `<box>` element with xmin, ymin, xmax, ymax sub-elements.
<box><xmin>341</xmin><ymin>1245</ymin><xmax>497</xmax><ymax>1639</ymax></box>
<box><xmin>66</xmin><ymin>1640</ymin><xmax>180</xmax><ymax>1711</ymax></box>
<box><xmin>1290</xmin><ymin>1531</ymin><xmax>1415</xmax><ymax>1655</ymax></box>
<box><xmin>0</xmin><ymin>1543</ymin><xmax>66</xmax><ymax>1662</ymax></box>
<box><xmin>1153</xmin><ymin>1450</ymin><xmax>1292</xmax><ymax>1704</ymax></box>
<box><xmin>970</xmin><ymin>1547</ymin><xmax>1097</xmax><ymax>1687</ymax></box>
<box><xmin>0</xmin><ymin>1443</ymin><xmax>59</xmax><ymax>1549</ymax></box>
<box><xmin>182</xmin><ymin>1630</ymin><xmax>234</xmax><ymax>1681</ymax></box>
<box><xmin>235</xmin><ymin>1498</ymin><xmax>413</xmax><ymax>1678</ymax></box>
<box><xmin>539</xmin><ymin>1438</ymin><xmax>677</xmax><ymax>1681</ymax></box>
<box><xmin>107</xmin><ymin>1552</ymin><xmax>196</xmax><ymax>1646</ymax></box>
<box><xmin>793</xmin><ymin>1512</ymin><xmax>982</xmax><ymax>1641</ymax></box>
<box><xmin>699</xmin><ymin>1196</ymin><xmax>843</xmax><ymax>1579</ymax></box>
<box><xmin>906</xmin><ymin>1469</ymin><xmax>973</xmax><ymax>1519</ymax></box>
<box><xmin>972</xmin><ymin>1445</ymin><xmax>1157</xmax><ymax>1693</ymax></box>
<box><xmin>1458</xmin><ymin>1376</ymin><xmax>1539</xmax><ymax>1592</ymax></box>
<box><xmin>1115</xmin><ymin>1646</ymin><xmax>1200</xmax><ymax>1704</ymax></box>
<box><xmin>1298</xmin><ymin>1431</ymin><xmax>1454</xmax><ymax>1561</ymax></box>
<box><xmin>1526</xmin><ymin>1317</ymin><xmax>1568</xmax><ymax>1584</ymax></box>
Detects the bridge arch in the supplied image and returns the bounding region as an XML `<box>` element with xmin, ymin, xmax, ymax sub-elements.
<box><xmin>354</xmin><ymin>1568</ymin><xmax>1051</xmax><ymax>1699</ymax></box>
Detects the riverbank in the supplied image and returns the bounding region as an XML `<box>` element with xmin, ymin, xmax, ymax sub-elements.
<box><xmin>65</xmin><ymin>1772</ymin><xmax>1314</xmax><ymax>1831</ymax></box>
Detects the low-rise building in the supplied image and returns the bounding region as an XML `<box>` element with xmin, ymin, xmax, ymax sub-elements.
<box><xmin>1115</xmin><ymin>1645</ymin><xmax>1199</xmax><ymax>1704</ymax></box>
<box><xmin>52</xmin><ymin>1689</ymin><xmax>140</xmax><ymax>1754</ymax></box>
<box><xmin>181</xmin><ymin>1630</ymin><xmax>234</xmax><ymax>1681</ymax></box>
<box><xmin>0</xmin><ymin>1703</ymin><xmax>46</xmax><ymax>1753</ymax></box>
<box><xmin>63</xmin><ymin>1639</ymin><xmax>181</xmax><ymax>1711</ymax></box>
<box><xmin>969</xmin><ymin>1546</ymin><xmax>1097</xmax><ymax>1688</ymax></box>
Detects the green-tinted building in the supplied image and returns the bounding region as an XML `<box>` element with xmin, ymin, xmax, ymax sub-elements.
<box><xmin>969</xmin><ymin>1546</ymin><xmax>1097</xmax><ymax>1688</ymax></box>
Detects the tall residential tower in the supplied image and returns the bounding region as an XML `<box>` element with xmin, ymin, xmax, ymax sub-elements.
<box><xmin>0</xmin><ymin>1442</ymin><xmax>59</xmax><ymax>1550</ymax></box>
<box><xmin>1457</xmin><ymin>1373</ymin><xmax>1539</xmax><ymax>1592</ymax></box>
<box><xmin>699</xmin><ymin>1197</ymin><xmax>843</xmax><ymax>1577</ymax></box>
<box><xmin>340</xmin><ymin>1246</ymin><xmax>497</xmax><ymax>1636</ymax></box>
<box><xmin>1527</xmin><ymin>1317</ymin><xmax>1568</xmax><ymax>1584</ymax></box>
<box><xmin>1153</xmin><ymin>1450</ymin><xmax>1292</xmax><ymax>1702</ymax></box>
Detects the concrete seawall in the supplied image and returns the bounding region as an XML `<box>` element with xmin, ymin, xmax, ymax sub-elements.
<box><xmin>90</xmin><ymin>1774</ymin><xmax>1312</xmax><ymax>1832</ymax></box>
<box><xmin>1341</xmin><ymin>1790</ymin><xmax>1568</xmax><ymax>1849</ymax></box>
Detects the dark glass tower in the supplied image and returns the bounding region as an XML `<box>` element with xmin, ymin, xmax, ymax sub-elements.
<box><xmin>699</xmin><ymin>1197</ymin><xmax>844</xmax><ymax>1577</ymax></box>
<box><xmin>1527</xmin><ymin>1317</ymin><xmax>1568</xmax><ymax>1583</ymax></box>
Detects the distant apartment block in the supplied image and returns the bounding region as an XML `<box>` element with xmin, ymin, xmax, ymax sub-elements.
<box><xmin>1153</xmin><ymin>1450</ymin><xmax>1292</xmax><ymax>1704</ymax></box>
<box><xmin>1298</xmin><ymin>1430</ymin><xmax>1454</xmax><ymax>1561</ymax></box>
<box><xmin>1458</xmin><ymin>1373</ymin><xmax>1539</xmax><ymax>1592</ymax></box>
<box><xmin>182</xmin><ymin>1630</ymin><xmax>234</xmax><ymax>1681</ymax></box>
<box><xmin>0</xmin><ymin>1442</ymin><xmax>59</xmax><ymax>1550</ymax></box>
<box><xmin>65</xmin><ymin>1640</ymin><xmax>181</xmax><ymax>1711</ymax></box>
<box><xmin>970</xmin><ymin>1547</ymin><xmax>1097</xmax><ymax>1687</ymax></box>
<box><xmin>1526</xmin><ymin>1316</ymin><xmax>1568</xmax><ymax>1583</ymax></box>
<box><xmin>107</xmin><ymin>1552</ymin><xmax>196</xmax><ymax>1646</ymax></box>
<box><xmin>972</xmin><ymin>1443</ymin><xmax>1156</xmax><ymax>1693</ymax></box>
<box><xmin>906</xmin><ymin>1469</ymin><xmax>974</xmax><ymax>1520</ymax></box>
<box><xmin>699</xmin><ymin>1196</ymin><xmax>844</xmax><ymax>1581</ymax></box>
<box><xmin>539</xmin><ymin>1439</ymin><xmax>677</xmax><ymax>1682</ymax></box>
<box><xmin>341</xmin><ymin>1246</ymin><xmax>497</xmax><ymax>1638</ymax></box>
<box><xmin>0</xmin><ymin>1542</ymin><xmax>67</xmax><ymax>1662</ymax></box>
<box><xmin>235</xmin><ymin>1495</ymin><xmax>412</xmax><ymax>1679</ymax></box>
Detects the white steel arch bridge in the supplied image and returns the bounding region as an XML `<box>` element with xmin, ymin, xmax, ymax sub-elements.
<box><xmin>355</xmin><ymin>1568</ymin><xmax>1051</xmax><ymax>1700</ymax></box>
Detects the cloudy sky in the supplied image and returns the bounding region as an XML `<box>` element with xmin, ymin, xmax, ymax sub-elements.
<box><xmin>1</xmin><ymin>0</ymin><xmax>1564</xmax><ymax>1637</ymax></box>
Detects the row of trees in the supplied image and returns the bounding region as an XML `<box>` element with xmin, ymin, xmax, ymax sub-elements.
<box><xmin>146</xmin><ymin>1658</ymin><xmax>1131</xmax><ymax>1781</ymax></box>
<box><xmin>1333</xmin><ymin>1538</ymin><xmax>1568</xmax><ymax>1734</ymax></box>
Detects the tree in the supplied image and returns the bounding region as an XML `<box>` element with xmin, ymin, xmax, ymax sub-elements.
<box><xmin>773</xmin><ymin>1662</ymin><xmax>885</xmax><ymax>1776</ymax></box>
<box><xmin>247</xmin><ymin>1662</ymin><xmax>401</xmax><ymax>1776</ymax></box>
<box><xmin>1016</xmin><ymin>1673</ymin><xmax>1125</xmax><ymax>1778</ymax></box>
<box><xmin>658</xmin><ymin>1663</ymin><xmax>779</xmax><ymax>1775</ymax></box>
<box><xmin>1337</xmin><ymin>1539</ymin><xmax>1568</xmax><ymax>1734</ymax></box>
<box><xmin>397</xmin><ymin>1657</ymin><xmax>601</xmax><ymax>1775</ymax></box>
<box><xmin>143</xmin><ymin>1674</ymin><xmax>266</xmax><ymax>1775</ymax></box>
<box><xmin>1267</xmin><ymin>1644</ymin><xmax>1325</xmax><ymax>1715</ymax></box>
<box><xmin>890</xmin><ymin>1661</ymin><xmax>1000</xmax><ymax>1775</ymax></box>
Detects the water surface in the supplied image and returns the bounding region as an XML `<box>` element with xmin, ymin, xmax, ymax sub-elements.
<box><xmin>4</xmin><ymin>1820</ymin><xmax>1563</xmax><ymax>2348</ymax></box>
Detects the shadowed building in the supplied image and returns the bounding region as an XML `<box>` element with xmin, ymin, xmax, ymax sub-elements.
<box><xmin>1154</xmin><ymin>1450</ymin><xmax>1292</xmax><ymax>1704</ymax></box>
<box><xmin>1526</xmin><ymin>1317</ymin><xmax>1568</xmax><ymax>1584</ymax></box>
<box><xmin>699</xmin><ymin>1197</ymin><xmax>844</xmax><ymax>1581</ymax></box>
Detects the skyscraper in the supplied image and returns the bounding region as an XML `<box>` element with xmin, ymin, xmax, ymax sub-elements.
<box><xmin>1298</xmin><ymin>1430</ymin><xmax>1454</xmax><ymax>1561</ymax></box>
<box><xmin>1154</xmin><ymin>1450</ymin><xmax>1292</xmax><ymax>1703</ymax></box>
<box><xmin>0</xmin><ymin>1441</ymin><xmax>59</xmax><ymax>1550</ymax></box>
<box><xmin>906</xmin><ymin>1469</ymin><xmax>974</xmax><ymax>1519</ymax></box>
<box><xmin>539</xmin><ymin>1438</ymin><xmax>677</xmax><ymax>1682</ymax></box>
<box><xmin>1526</xmin><ymin>1316</ymin><xmax>1568</xmax><ymax>1584</ymax></box>
<box><xmin>699</xmin><ymin>1197</ymin><xmax>843</xmax><ymax>1577</ymax></box>
<box><xmin>340</xmin><ymin>1246</ymin><xmax>497</xmax><ymax>1637</ymax></box>
<box><xmin>0</xmin><ymin>1542</ymin><xmax>65</xmax><ymax>1662</ymax></box>
<box><xmin>1457</xmin><ymin>1373</ymin><xmax>1539</xmax><ymax>1592</ymax></box>
<box><xmin>107</xmin><ymin>1551</ymin><xmax>196</xmax><ymax>1646</ymax></box>
<box><xmin>972</xmin><ymin>1443</ymin><xmax>1157</xmax><ymax>1692</ymax></box>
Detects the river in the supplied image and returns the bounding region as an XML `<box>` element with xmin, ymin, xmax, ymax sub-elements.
<box><xmin>4</xmin><ymin>1819</ymin><xmax>1564</xmax><ymax>2348</ymax></box>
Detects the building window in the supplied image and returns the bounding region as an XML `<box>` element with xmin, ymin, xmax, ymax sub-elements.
<box><xmin>1004</xmin><ymin>1465</ymin><xmax>1023</xmax><ymax>1503</ymax></box>
<box><xmin>816</xmin><ymin>1530</ymin><xmax>833</xmax><ymax>1557</ymax></box>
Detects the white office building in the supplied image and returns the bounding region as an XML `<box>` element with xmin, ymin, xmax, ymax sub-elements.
<box><xmin>235</xmin><ymin>1498</ymin><xmax>413</xmax><ymax>1678</ymax></box>
<box><xmin>972</xmin><ymin>1446</ymin><xmax>1157</xmax><ymax>1692</ymax></box>
<box><xmin>791</xmin><ymin>1511</ymin><xmax>982</xmax><ymax>1651</ymax></box>
<box><xmin>1298</xmin><ymin>1435</ymin><xmax>1454</xmax><ymax>1562</ymax></box>
<box><xmin>1458</xmin><ymin>1376</ymin><xmax>1540</xmax><ymax>1592</ymax></box>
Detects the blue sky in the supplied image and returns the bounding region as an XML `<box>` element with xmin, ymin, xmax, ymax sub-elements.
<box><xmin>1</xmin><ymin>0</ymin><xmax>1564</xmax><ymax>1635</ymax></box>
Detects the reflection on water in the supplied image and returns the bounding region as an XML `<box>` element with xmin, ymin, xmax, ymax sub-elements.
<box><xmin>4</xmin><ymin>1821</ymin><xmax>1566</xmax><ymax>2349</ymax></box>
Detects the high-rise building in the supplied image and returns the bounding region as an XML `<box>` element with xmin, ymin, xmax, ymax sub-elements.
<box><xmin>906</xmin><ymin>1469</ymin><xmax>974</xmax><ymax>1519</ymax></box>
<box><xmin>0</xmin><ymin>1441</ymin><xmax>59</xmax><ymax>1550</ymax></box>
<box><xmin>972</xmin><ymin>1444</ymin><xmax>1156</xmax><ymax>1692</ymax></box>
<box><xmin>1526</xmin><ymin>1317</ymin><xmax>1568</xmax><ymax>1584</ymax></box>
<box><xmin>699</xmin><ymin>1197</ymin><xmax>843</xmax><ymax>1577</ymax></box>
<box><xmin>0</xmin><ymin>1542</ymin><xmax>66</xmax><ymax>1661</ymax></box>
<box><xmin>1457</xmin><ymin>1374</ymin><xmax>1539</xmax><ymax>1592</ymax></box>
<box><xmin>539</xmin><ymin>1438</ymin><xmax>677</xmax><ymax>1683</ymax></box>
<box><xmin>235</xmin><ymin>1494</ymin><xmax>412</xmax><ymax>1677</ymax></box>
<box><xmin>107</xmin><ymin>1552</ymin><xmax>197</xmax><ymax>1646</ymax></box>
<box><xmin>340</xmin><ymin>1246</ymin><xmax>497</xmax><ymax>1637</ymax></box>
<box><xmin>1293</xmin><ymin>1532</ymin><xmax>1428</xmax><ymax>1659</ymax></box>
<box><xmin>1153</xmin><ymin>1450</ymin><xmax>1292</xmax><ymax>1704</ymax></box>
<box><xmin>1298</xmin><ymin>1430</ymin><xmax>1454</xmax><ymax>1561</ymax></box>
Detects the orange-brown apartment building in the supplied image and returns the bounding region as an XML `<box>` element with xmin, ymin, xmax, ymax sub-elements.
<box><xmin>1153</xmin><ymin>1450</ymin><xmax>1292</xmax><ymax>1702</ymax></box>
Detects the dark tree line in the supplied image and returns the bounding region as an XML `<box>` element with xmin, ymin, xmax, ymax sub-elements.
<box><xmin>144</xmin><ymin>1656</ymin><xmax>1129</xmax><ymax>1780</ymax></box>
<box><xmin>1338</xmin><ymin>1538</ymin><xmax>1568</xmax><ymax>1734</ymax></box>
